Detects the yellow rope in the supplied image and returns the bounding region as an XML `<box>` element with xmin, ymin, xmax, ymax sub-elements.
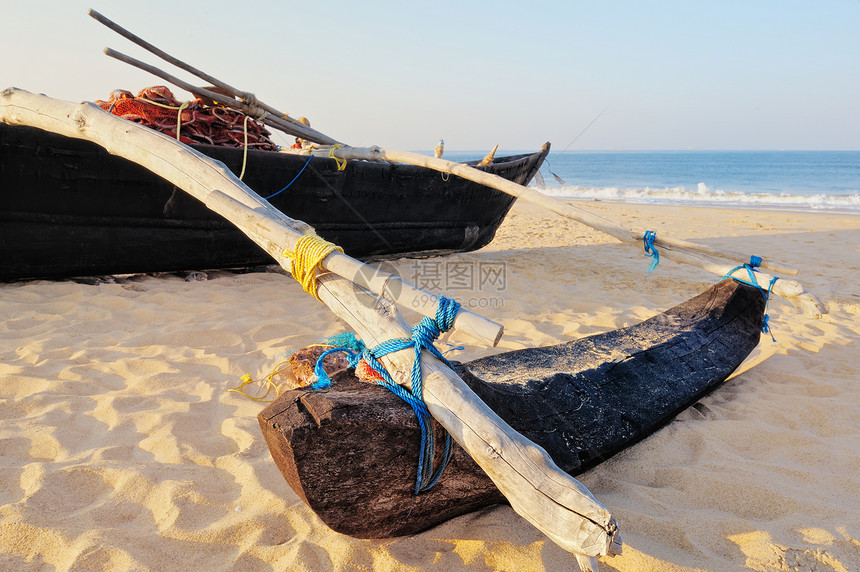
<box><xmin>227</xmin><ymin>369</ymin><xmax>282</xmax><ymax>402</ymax></box>
<box><xmin>138</xmin><ymin>98</ymin><xmax>189</xmax><ymax>141</ymax></box>
<box><xmin>239</xmin><ymin>114</ymin><xmax>250</xmax><ymax>180</ymax></box>
<box><xmin>227</xmin><ymin>341</ymin><xmax>342</xmax><ymax>402</ymax></box>
<box><xmin>175</xmin><ymin>101</ymin><xmax>189</xmax><ymax>141</ymax></box>
<box><xmin>283</xmin><ymin>234</ymin><xmax>344</xmax><ymax>300</ymax></box>
<box><xmin>329</xmin><ymin>145</ymin><xmax>347</xmax><ymax>171</ymax></box>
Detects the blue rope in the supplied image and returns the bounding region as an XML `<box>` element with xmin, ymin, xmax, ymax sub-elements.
<box><xmin>442</xmin><ymin>342</ymin><xmax>465</xmax><ymax>355</ymax></box>
<box><xmin>310</xmin><ymin>296</ymin><xmax>461</xmax><ymax>494</ymax></box>
<box><xmin>721</xmin><ymin>261</ymin><xmax>778</xmax><ymax>342</ymax></box>
<box><xmin>264</xmin><ymin>154</ymin><xmax>315</xmax><ymax>199</ymax></box>
<box><xmin>643</xmin><ymin>230</ymin><xmax>660</xmax><ymax>272</ymax></box>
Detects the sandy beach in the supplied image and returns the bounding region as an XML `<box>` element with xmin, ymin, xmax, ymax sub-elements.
<box><xmin>1</xmin><ymin>200</ymin><xmax>858</xmax><ymax>571</ymax></box>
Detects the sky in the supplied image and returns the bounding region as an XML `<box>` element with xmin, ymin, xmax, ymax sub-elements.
<box><xmin>3</xmin><ymin>0</ymin><xmax>859</xmax><ymax>151</ymax></box>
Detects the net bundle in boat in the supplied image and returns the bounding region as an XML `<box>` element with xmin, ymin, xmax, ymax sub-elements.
<box><xmin>95</xmin><ymin>86</ymin><xmax>278</xmax><ymax>150</ymax></box>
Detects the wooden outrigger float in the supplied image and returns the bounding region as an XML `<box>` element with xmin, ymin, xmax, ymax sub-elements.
<box><xmin>259</xmin><ymin>277</ymin><xmax>767</xmax><ymax>539</ymax></box>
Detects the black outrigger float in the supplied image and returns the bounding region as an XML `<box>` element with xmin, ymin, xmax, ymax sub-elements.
<box><xmin>259</xmin><ymin>277</ymin><xmax>766</xmax><ymax>538</ymax></box>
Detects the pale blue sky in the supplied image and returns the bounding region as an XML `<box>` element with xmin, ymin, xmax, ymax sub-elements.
<box><xmin>4</xmin><ymin>1</ymin><xmax>859</xmax><ymax>151</ymax></box>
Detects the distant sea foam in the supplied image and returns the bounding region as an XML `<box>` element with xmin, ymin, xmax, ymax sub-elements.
<box><xmin>536</xmin><ymin>182</ymin><xmax>860</xmax><ymax>212</ymax></box>
<box><xmin>440</xmin><ymin>149</ymin><xmax>860</xmax><ymax>213</ymax></box>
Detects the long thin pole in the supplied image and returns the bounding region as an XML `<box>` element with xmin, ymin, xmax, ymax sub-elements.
<box><xmin>89</xmin><ymin>10</ymin><xmax>808</xmax><ymax>297</ymax></box>
<box><xmin>89</xmin><ymin>9</ymin><xmax>339</xmax><ymax>146</ymax></box>
<box><xmin>314</xmin><ymin>146</ymin><xmax>824</xmax><ymax>315</ymax></box>
<box><xmin>102</xmin><ymin>47</ymin><xmax>338</xmax><ymax>145</ymax></box>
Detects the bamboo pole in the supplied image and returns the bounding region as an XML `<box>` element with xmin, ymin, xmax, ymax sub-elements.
<box><xmin>102</xmin><ymin>47</ymin><xmax>338</xmax><ymax>146</ymax></box>
<box><xmin>88</xmin><ymin>9</ymin><xmax>340</xmax><ymax>146</ymax></box>
<box><xmin>311</xmin><ymin>146</ymin><xmax>824</xmax><ymax>316</ymax></box>
<box><xmin>88</xmin><ymin>10</ymin><xmax>247</xmax><ymax>106</ymax></box>
<box><xmin>87</xmin><ymin>9</ymin><xmax>337</xmax><ymax>145</ymax></box>
<box><xmin>89</xmin><ymin>9</ymin><xmax>341</xmax><ymax>146</ymax></box>
<box><xmin>0</xmin><ymin>87</ymin><xmax>621</xmax><ymax>562</ymax></box>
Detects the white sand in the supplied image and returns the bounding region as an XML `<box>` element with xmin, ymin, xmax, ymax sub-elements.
<box><xmin>1</xmin><ymin>201</ymin><xmax>858</xmax><ymax>571</ymax></box>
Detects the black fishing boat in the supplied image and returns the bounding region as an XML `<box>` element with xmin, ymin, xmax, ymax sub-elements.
<box><xmin>0</xmin><ymin>123</ymin><xmax>548</xmax><ymax>280</ymax></box>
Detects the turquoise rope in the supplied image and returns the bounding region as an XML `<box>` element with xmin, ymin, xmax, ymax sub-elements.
<box><xmin>721</xmin><ymin>259</ymin><xmax>778</xmax><ymax>341</ymax></box>
<box><xmin>310</xmin><ymin>297</ymin><xmax>461</xmax><ymax>494</ymax></box>
<box><xmin>643</xmin><ymin>230</ymin><xmax>660</xmax><ymax>272</ymax></box>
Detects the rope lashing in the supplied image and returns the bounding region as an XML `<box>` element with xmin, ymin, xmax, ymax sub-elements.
<box><xmin>135</xmin><ymin>95</ymin><xmax>260</xmax><ymax>178</ymax></box>
<box><xmin>311</xmin><ymin>296</ymin><xmax>462</xmax><ymax>494</ymax></box>
<box><xmin>721</xmin><ymin>259</ymin><xmax>779</xmax><ymax>342</ymax></box>
<box><xmin>264</xmin><ymin>153</ymin><xmax>315</xmax><ymax>199</ymax></box>
<box><xmin>239</xmin><ymin>91</ymin><xmax>269</xmax><ymax>121</ymax></box>
<box><xmin>329</xmin><ymin>145</ymin><xmax>348</xmax><ymax>171</ymax></box>
<box><xmin>283</xmin><ymin>234</ymin><xmax>343</xmax><ymax>301</ymax></box>
<box><xmin>643</xmin><ymin>230</ymin><xmax>660</xmax><ymax>272</ymax></box>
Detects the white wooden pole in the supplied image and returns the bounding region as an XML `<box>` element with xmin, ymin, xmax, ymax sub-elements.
<box><xmin>313</xmin><ymin>146</ymin><xmax>824</xmax><ymax>316</ymax></box>
<box><xmin>0</xmin><ymin>87</ymin><xmax>621</xmax><ymax>561</ymax></box>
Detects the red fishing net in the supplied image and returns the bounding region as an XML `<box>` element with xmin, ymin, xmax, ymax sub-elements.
<box><xmin>95</xmin><ymin>86</ymin><xmax>279</xmax><ymax>151</ymax></box>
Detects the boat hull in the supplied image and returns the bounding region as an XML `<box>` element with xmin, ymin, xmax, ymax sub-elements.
<box><xmin>258</xmin><ymin>279</ymin><xmax>765</xmax><ymax>538</ymax></box>
<box><xmin>0</xmin><ymin>124</ymin><xmax>547</xmax><ymax>280</ymax></box>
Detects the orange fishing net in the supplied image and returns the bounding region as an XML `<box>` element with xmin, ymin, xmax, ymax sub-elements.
<box><xmin>95</xmin><ymin>86</ymin><xmax>278</xmax><ymax>150</ymax></box>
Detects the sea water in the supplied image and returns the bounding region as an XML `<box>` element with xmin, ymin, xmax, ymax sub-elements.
<box><xmin>444</xmin><ymin>150</ymin><xmax>860</xmax><ymax>213</ymax></box>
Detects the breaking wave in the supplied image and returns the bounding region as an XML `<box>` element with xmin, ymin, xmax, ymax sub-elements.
<box><xmin>534</xmin><ymin>182</ymin><xmax>860</xmax><ymax>213</ymax></box>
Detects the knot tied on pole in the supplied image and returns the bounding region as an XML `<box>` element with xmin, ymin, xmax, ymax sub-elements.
<box><xmin>283</xmin><ymin>234</ymin><xmax>344</xmax><ymax>301</ymax></box>
<box><xmin>721</xmin><ymin>261</ymin><xmax>779</xmax><ymax>342</ymax></box>
<box><xmin>643</xmin><ymin>230</ymin><xmax>660</xmax><ymax>272</ymax></box>
<box><xmin>311</xmin><ymin>296</ymin><xmax>462</xmax><ymax>494</ymax></box>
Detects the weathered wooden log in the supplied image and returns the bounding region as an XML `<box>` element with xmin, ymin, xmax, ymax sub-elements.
<box><xmin>259</xmin><ymin>278</ymin><xmax>765</xmax><ymax>539</ymax></box>
<box><xmin>309</xmin><ymin>273</ymin><xmax>620</xmax><ymax>559</ymax></box>
<box><xmin>324</xmin><ymin>147</ymin><xmax>801</xmax><ymax>276</ymax></box>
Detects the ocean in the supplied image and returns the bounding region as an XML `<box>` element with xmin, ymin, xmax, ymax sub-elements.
<box><xmin>445</xmin><ymin>150</ymin><xmax>860</xmax><ymax>213</ymax></box>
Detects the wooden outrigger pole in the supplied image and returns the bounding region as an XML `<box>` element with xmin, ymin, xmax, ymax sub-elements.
<box><xmin>315</xmin><ymin>147</ymin><xmax>824</xmax><ymax>317</ymax></box>
<box><xmin>0</xmin><ymin>88</ymin><xmax>620</xmax><ymax>569</ymax></box>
